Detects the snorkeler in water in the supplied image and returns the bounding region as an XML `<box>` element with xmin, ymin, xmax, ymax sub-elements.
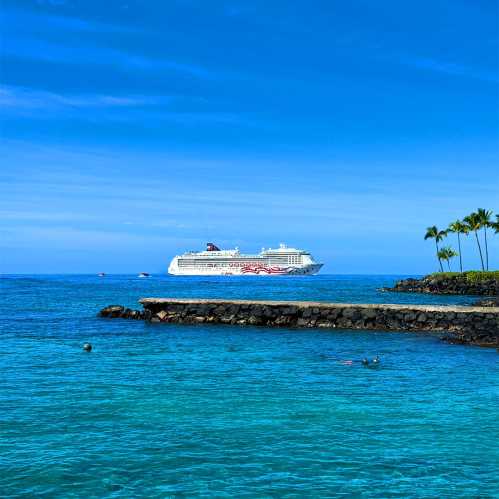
<box><xmin>337</xmin><ymin>357</ymin><xmax>380</xmax><ymax>367</ymax></box>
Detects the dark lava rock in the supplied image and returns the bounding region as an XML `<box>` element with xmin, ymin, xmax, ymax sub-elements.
<box><xmin>98</xmin><ymin>305</ymin><xmax>146</xmax><ymax>319</ymax></box>
<box><xmin>386</xmin><ymin>274</ymin><xmax>499</xmax><ymax>296</ymax></box>
<box><xmin>473</xmin><ymin>297</ymin><xmax>499</xmax><ymax>307</ymax></box>
<box><xmin>98</xmin><ymin>305</ymin><xmax>125</xmax><ymax>317</ymax></box>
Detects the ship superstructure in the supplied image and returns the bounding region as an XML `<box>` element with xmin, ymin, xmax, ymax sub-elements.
<box><xmin>168</xmin><ymin>243</ymin><xmax>323</xmax><ymax>276</ymax></box>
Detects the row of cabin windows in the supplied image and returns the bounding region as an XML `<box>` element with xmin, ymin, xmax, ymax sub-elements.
<box><xmin>178</xmin><ymin>261</ymin><xmax>263</xmax><ymax>268</ymax></box>
<box><xmin>178</xmin><ymin>255</ymin><xmax>303</xmax><ymax>265</ymax></box>
<box><xmin>178</xmin><ymin>259</ymin><xmax>302</xmax><ymax>267</ymax></box>
<box><xmin>179</xmin><ymin>258</ymin><xmax>301</xmax><ymax>263</ymax></box>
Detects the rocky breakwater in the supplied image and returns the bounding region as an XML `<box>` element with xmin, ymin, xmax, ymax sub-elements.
<box><xmin>386</xmin><ymin>272</ymin><xmax>499</xmax><ymax>296</ymax></box>
<box><xmin>98</xmin><ymin>299</ymin><xmax>499</xmax><ymax>348</ymax></box>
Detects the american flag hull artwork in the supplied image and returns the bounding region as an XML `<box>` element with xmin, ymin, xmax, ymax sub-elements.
<box><xmin>168</xmin><ymin>243</ymin><xmax>323</xmax><ymax>276</ymax></box>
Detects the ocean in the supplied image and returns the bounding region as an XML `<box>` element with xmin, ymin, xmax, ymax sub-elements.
<box><xmin>1</xmin><ymin>275</ymin><xmax>498</xmax><ymax>497</ymax></box>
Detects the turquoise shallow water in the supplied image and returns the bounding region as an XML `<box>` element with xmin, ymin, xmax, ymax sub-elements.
<box><xmin>1</xmin><ymin>275</ymin><xmax>498</xmax><ymax>497</ymax></box>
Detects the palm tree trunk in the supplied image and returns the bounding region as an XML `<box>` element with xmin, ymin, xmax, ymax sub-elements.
<box><xmin>435</xmin><ymin>240</ymin><xmax>443</xmax><ymax>272</ymax></box>
<box><xmin>457</xmin><ymin>233</ymin><xmax>463</xmax><ymax>272</ymax></box>
<box><xmin>447</xmin><ymin>259</ymin><xmax>451</xmax><ymax>272</ymax></box>
<box><xmin>474</xmin><ymin>230</ymin><xmax>485</xmax><ymax>271</ymax></box>
<box><xmin>484</xmin><ymin>227</ymin><xmax>489</xmax><ymax>271</ymax></box>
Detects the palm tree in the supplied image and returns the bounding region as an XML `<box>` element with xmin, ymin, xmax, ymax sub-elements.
<box><xmin>491</xmin><ymin>215</ymin><xmax>499</xmax><ymax>234</ymax></box>
<box><xmin>438</xmin><ymin>247</ymin><xmax>458</xmax><ymax>272</ymax></box>
<box><xmin>476</xmin><ymin>208</ymin><xmax>492</xmax><ymax>270</ymax></box>
<box><xmin>424</xmin><ymin>226</ymin><xmax>447</xmax><ymax>272</ymax></box>
<box><xmin>447</xmin><ymin>220</ymin><xmax>468</xmax><ymax>273</ymax></box>
<box><xmin>463</xmin><ymin>212</ymin><xmax>485</xmax><ymax>271</ymax></box>
<box><xmin>445</xmin><ymin>247</ymin><xmax>459</xmax><ymax>271</ymax></box>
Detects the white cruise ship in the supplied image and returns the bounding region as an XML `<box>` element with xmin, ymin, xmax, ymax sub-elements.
<box><xmin>168</xmin><ymin>243</ymin><xmax>323</xmax><ymax>276</ymax></box>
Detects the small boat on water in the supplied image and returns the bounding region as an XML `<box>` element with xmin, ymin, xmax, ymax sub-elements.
<box><xmin>98</xmin><ymin>272</ymin><xmax>106</xmax><ymax>277</ymax></box>
<box><xmin>138</xmin><ymin>272</ymin><xmax>151</xmax><ymax>278</ymax></box>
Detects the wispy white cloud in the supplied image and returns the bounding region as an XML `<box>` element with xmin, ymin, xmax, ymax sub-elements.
<box><xmin>1</xmin><ymin>151</ymin><xmax>490</xmax><ymax>235</ymax></box>
<box><xmin>0</xmin><ymin>85</ymin><xmax>261</xmax><ymax>128</ymax></box>
<box><xmin>224</xmin><ymin>5</ymin><xmax>254</xmax><ymax>18</ymax></box>
<box><xmin>6</xmin><ymin>5</ymin><xmax>139</xmax><ymax>34</ymax></box>
<box><xmin>0</xmin><ymin>85</ymin><xmax>171</xmax><ymax>111</ymax></box>
<box><xmin>3</xmin><ymin>34</ymin><xmax>213</xmax><ymax>79</ymax></box>
<box><xmin>396</xmin><ymin>54</ymin><xmax>498</xmax><ymax>83</ymax></box>
<box><xmin>0</xmin><ymin>225</ymin><xmax>200</xmax><ymax>250</ymax></box>
<box><xmin>0</xmin><ymin>210</ymin><xmax>196</xmax><ymax>230</ymax></box>
<box><xmin>36</xmin><ymin>0</ymin><xmax>67</xmax><ymax>6</ymax></box>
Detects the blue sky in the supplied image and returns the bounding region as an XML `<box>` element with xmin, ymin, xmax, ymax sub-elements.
<box><xmin>1</xmin><ymin>0</ymin><xmax>498</xmax><ymax>274</ymax></box>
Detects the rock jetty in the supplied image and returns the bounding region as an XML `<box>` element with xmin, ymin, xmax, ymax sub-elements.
<box><xmin>386</xmin><ymin>273</ymin><xmax>499</xmax><ymax>296</ymax></box>
<box><xmin>98</xmin><ymin>298</ymin><xmax>499</xmax><ymax>348</ymax></box>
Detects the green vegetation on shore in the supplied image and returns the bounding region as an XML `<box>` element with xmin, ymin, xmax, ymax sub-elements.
<box><xmin>425</xmin><ymin>209</ymin><xmax>498</xmax><ymax>272</ymax></box>
<box><xmin>429</xmin><ymin>270</ymin><xmax>499</xmax><ymax>282</ymax></box>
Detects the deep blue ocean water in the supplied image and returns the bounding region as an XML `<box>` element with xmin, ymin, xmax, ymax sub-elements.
<box><xmin>1</xmin><ymin>275</ymin><xmax>498</xmax><ymax>498</ymax></box>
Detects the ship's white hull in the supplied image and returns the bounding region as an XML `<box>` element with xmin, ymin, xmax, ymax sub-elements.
<box><xmin>168</xmin><ymin>260</ymin><xmax>322</xmax><ymax>276</ymax></box>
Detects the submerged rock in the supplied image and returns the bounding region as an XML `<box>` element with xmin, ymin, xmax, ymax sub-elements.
<box><xmin>473</xmin><ymin>297</ymin><xmax>499</xmax><ymax>307</ymax></box>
